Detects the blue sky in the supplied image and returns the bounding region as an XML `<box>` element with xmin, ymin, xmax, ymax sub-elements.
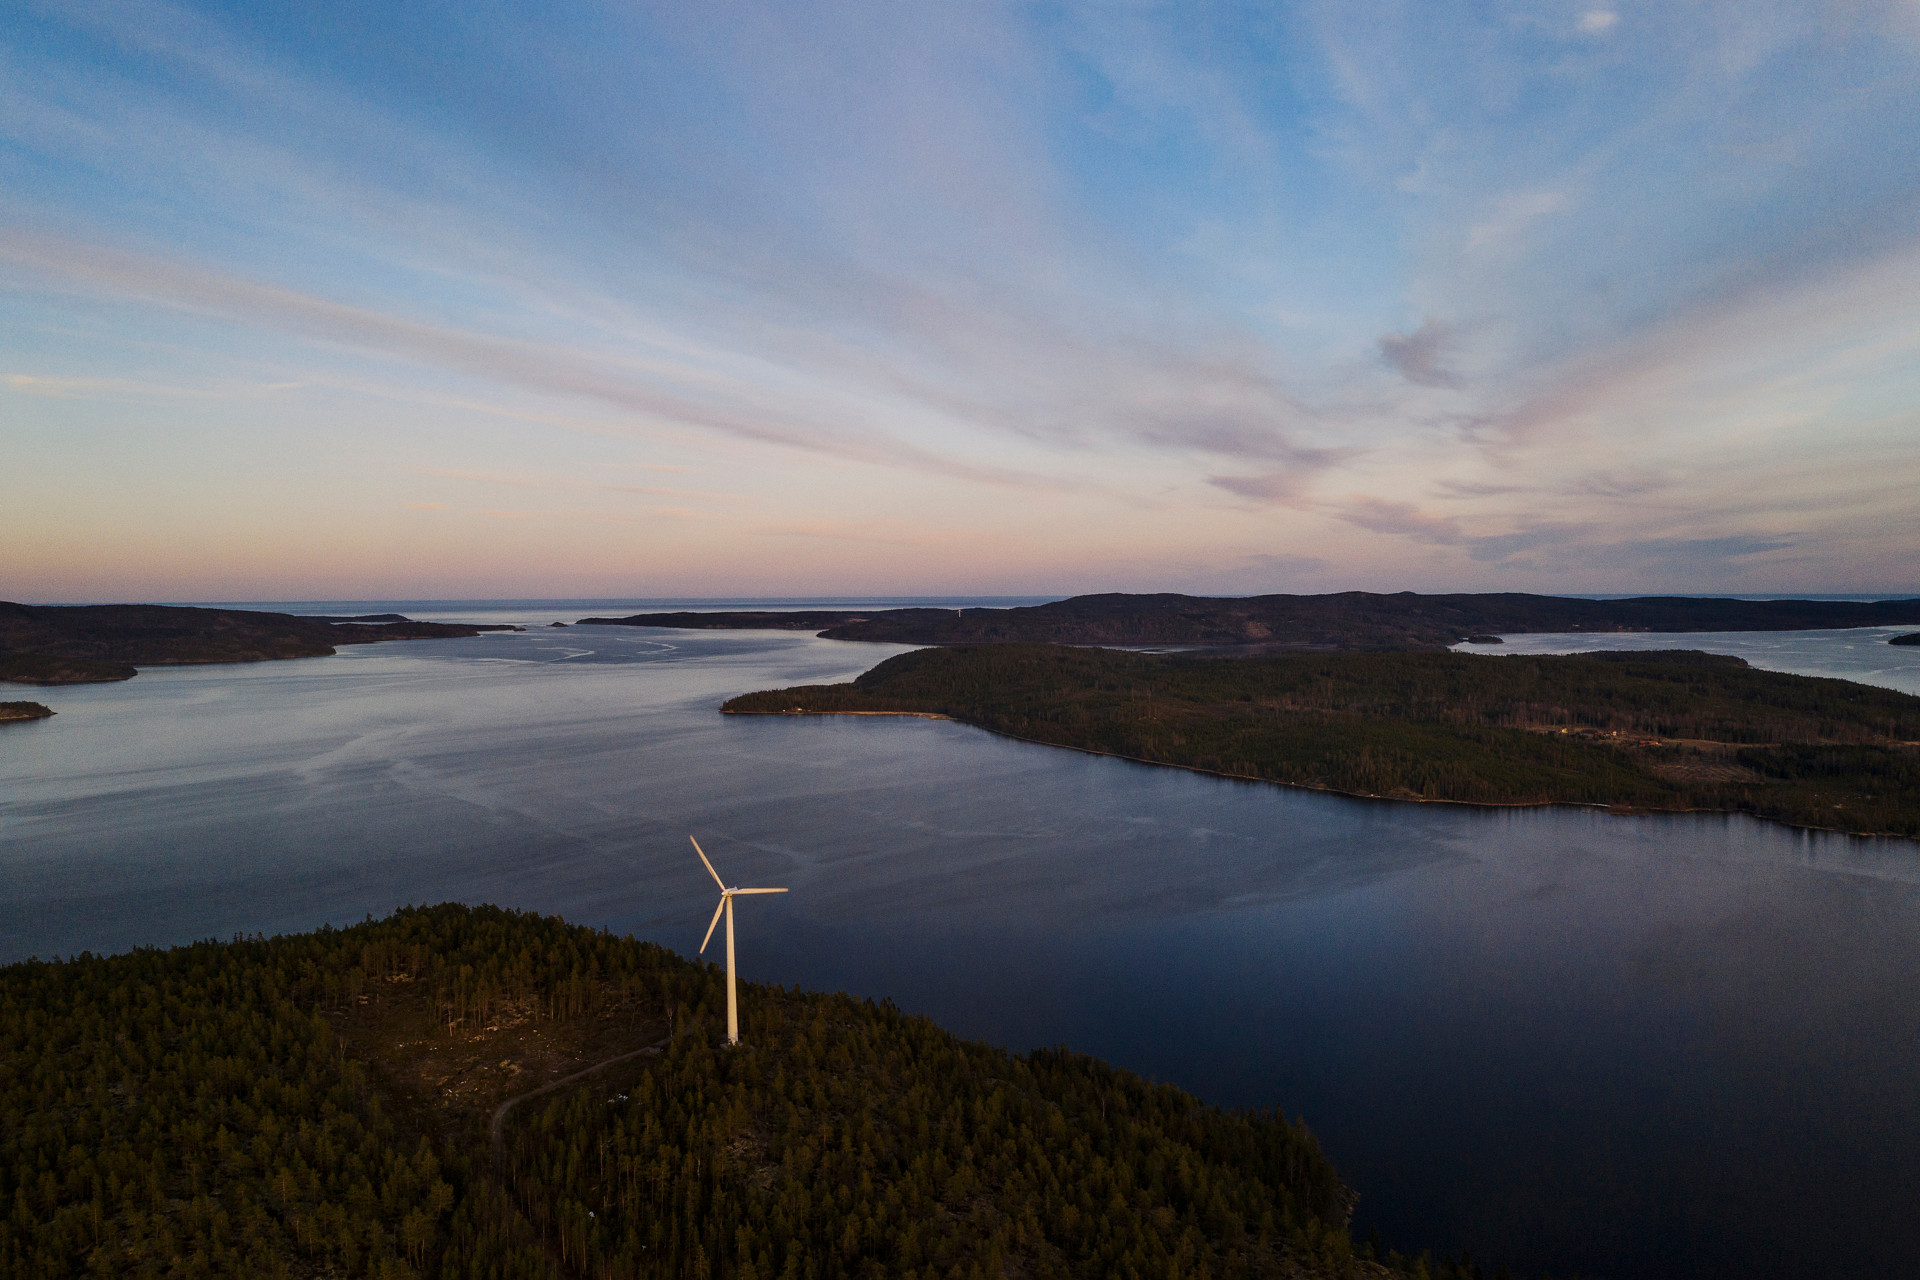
<box><xmin>4</xmin><ymin>0</ymin><xmax>1918</xmax><ymax>600</ymax></box>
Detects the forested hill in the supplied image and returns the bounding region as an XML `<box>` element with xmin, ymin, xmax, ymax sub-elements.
<box><xmin>0</xmin><ymin>602</ymin><xmax>520</xmax><ymax>685</ymax></box>
<box><xmin>724</xmin><ymin>644</ymin><xmax>1920</xmax><ymax>837</ymax></box>
<box><xmin>0</xmin><ymin>905</ymin><xmax>1460</xmax><ymax>1279</ymax></box>
<box><xmin>584</xmin><ymin>591</ymin><xmax>1920</xmax><ymax>650</ymax></box>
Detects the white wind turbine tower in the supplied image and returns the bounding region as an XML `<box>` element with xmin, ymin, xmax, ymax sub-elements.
<box><xmin>691</xmin><ymin>836</ymin><xmax>787</xmax><ymax>1046</ymax></box>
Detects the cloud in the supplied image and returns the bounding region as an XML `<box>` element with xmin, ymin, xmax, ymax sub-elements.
<box><xmin>1377</xmin><ymin>318</ymin><xmax>1460</xmax><ymax>388</ymax></box>
<box><xmin>1331</xmin><ymin>496</ymin><xmax>1585</xmax><ymax>563</ymax></box>
<box><xmin>1466</xmin><ymin>190</ymin><xmax>1571</xmax><ymax>250</ymax></box>
<box><xmin>1611</xmin><ymin>534</ymin><xmax>1798</xmax><ymax>563</ymax></box>
<box><xmin>1332</xmin><ymin>494</ymin><xmax>1803</xmax><ymax>577</ymax></box>
<box><xmin>0</xmin><ymin>229</ymin><xmax>1076</xmax><ymax>491</ymax></box>
<box><xmin>1207</xmin><ymin>472</ymin><xmax>1314</xmax><ymax>505</ymax></box>
<box><xmin>1564</xmin><ymin>470</ymin><xmax>1674</xmax><ymax>499</ymax></box>
<box><xmin>2</xmin><ymin>372</ymin><xmax>299</xmax><ymax>400</ymax></box>
<box><xmin>1332</xmin><ymin>496</ymin><xmax>1474</xmax><ymax>547</ymax></box>
<box><xmin>1465</xmin><ymin>241</ymin><xmax>1920</xmax><ymax>460</ymax></box>
<box><xmin>7</xmin><ymin>1</ymin><xmax>1920</xmax><ymax>597</ymax></box>
<box><xmin>1432</xmin><ymin>478</ymin><xmax>1525</xmax><ymax>497</ymax></box>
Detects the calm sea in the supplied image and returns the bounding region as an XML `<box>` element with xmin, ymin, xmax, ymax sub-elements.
<box><xmin>5</xmin><ymin>606</ymin><xmax>1920</xmax><ymax>1279</ymax></box>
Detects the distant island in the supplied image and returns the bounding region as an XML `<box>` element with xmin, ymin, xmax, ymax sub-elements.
<box><xmin>726</xmin><ymin>644</ymin><xmax>1920</xmax><ymax>838</ymax></box>
<box><xmin>0</xmin><ymin>904</ymin><xmax>1444</xmax><ymax>1279</ymax></box>
<box><xmin>1894</xmin><ymin>633</ymin><xmax>1920</xmax><ymax>646</ymax></box>
<box><xmin>297</xmin><ymin>612</ymin><xmax>414</xmax><ymax>623</ymax></box>
<box><xmin>0</xmin><ymin>602</ymin><xmax>522</xmax><ymax>686</ymax></box>
<box><xmin>0</xmin><ymin>700</ymin><xmax>54</xmax><ymax>723</ymax></box>
<box><xmin>584</xmin><ymin>590</ymin><xmax>1920</xmax><ymax>651</ymax></box>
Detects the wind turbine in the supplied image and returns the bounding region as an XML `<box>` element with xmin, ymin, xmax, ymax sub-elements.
<box><xmin>691</xmin><ymin>836</ymin><xmax>787</xmax><ymax>1046</ymax></box>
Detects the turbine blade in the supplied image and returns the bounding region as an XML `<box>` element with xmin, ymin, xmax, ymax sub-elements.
<box><xmin>730</xmin><ymin>888</ymin><xmax>788</xmax><ymax>894</ymax></box>
<box><xmin>699</xmin><ymin>897</ymin><xmax>726</xmax><ymax>953</ymax></box>
<box><xmin>690</xmin><ymin>836</ymin><xmax>726</xmax><ymax>890</ymax></box>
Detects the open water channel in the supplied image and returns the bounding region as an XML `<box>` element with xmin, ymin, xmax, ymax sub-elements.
<box><xmin>4</xmin><ymin>605</ymin><xmax>1920</xmax><ymax>1279</ymax></box>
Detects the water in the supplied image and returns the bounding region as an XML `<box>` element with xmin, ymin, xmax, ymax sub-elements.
<box><xmin>5</xmin><ymin>616</ymin><xmax>1920</xmax><ymax>1279</ymax></box>
<box><xmin>1457</xmin><ymin>624</ymin><xmax>1920</xmax><ymax>695</ymax></box>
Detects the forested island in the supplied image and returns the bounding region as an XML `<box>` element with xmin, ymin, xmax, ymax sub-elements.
<box><xmin>0</xmin><ymin>905</ymin><xmax>1492</xmax><ymax>1279</ymax></box>
<box><xmin>584</xmin><ymin>591</ymin><xmax>1920</xmax><ymax>651</ymax></box>
<box><xmin>724</xmin><ymin>645</ymin><xmax>1920</xmax><ymax>837</ymax></box>
<box><xmin>0</xmin><ymin>700</ymin><xmax>54</xmax><ymax>723</ymax></box>
<box><xmin>0</xmin><ymin>603</ymin><xmax>521</xmax><ymax>686</ymax></box>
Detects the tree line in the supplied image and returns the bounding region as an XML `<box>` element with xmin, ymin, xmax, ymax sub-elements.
<box><xmin>723</xmin><ymin>645</ymin><xmax>1920</xmax><ymax>835</ymax></box>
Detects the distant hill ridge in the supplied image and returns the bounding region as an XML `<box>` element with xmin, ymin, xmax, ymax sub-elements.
<box><xmin>0</xmin><ymin>602</ymin><xmax>520</xmax><ymax>685</ymax></box>
<box><xmin>584</xmin><ymin>591</ymin><xmax>1920</xmax><ymax>650</ymax></box>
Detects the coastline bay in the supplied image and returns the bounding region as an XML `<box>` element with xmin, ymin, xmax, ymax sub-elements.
<box><xmin>4</xmin><ymin>616</ymin><xmax>1920</xmax><ymax>1277</ymax></box>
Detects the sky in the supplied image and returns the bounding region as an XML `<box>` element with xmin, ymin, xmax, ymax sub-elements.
<box><xmin>4</xmin><ymin>0</ymin><xmax>1919</xmax><ymax>602</ymax></box>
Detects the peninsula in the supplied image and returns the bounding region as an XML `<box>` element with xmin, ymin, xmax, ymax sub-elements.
<box><xmin>725</xmin><ymin>644</ymin><xmax>1920</xmax><ymax>837</ymax></box>
<box><xmin>583</xmin><ymin>590</ymin><xmax>1920</xmax><ymax>650</ymax></box>
<box><xmin>0</xmin><ymin>904</ymin><xmax>1433</xmax><ymax>1279</ymax></box>
<box><xmin>0</xmin><ymin>602</ymin><xmax>521</xmax><ymax>686</ymax></box>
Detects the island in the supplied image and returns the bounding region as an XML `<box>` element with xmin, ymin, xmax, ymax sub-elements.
<box><xmin>0</xmin><ymin>700</ymin><xmax>54</xmax><ymax>723</ymax></box>
<box><xmin>0</xmin><ymin>905</ymin><xmax>1438</xmax><ymax>1279</ymax></box>
<box><xmin>583</xmin><ymin>590</ymin><xmax>1920</xmax><ymax>650</ymax></box>
<box><xmin>725</xmin><ymin>643</ymin><xmax>1920</xmax><ymax>837</ymax></box>
<box><xmin>0</xmin><ymin>602</ymin><xmax>523</xmax><ymax>685</ymax></box>
<box><xmin>1894</xmin><ymin>633</ymin><xmax>1920</xmax><ymax>646</ymax></box>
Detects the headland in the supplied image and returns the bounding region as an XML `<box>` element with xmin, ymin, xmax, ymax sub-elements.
<box><xmin>0</xmin><ymin>602</ymin><xmax>523</xmax><ymax>686</ymax></box>
<box><xmin>0</xmin><ymin>904</ymin><xmax>1408</xmax><ymax>1278</ymax></box>
<box><xmin>725</xmin><ymin>643</ymin><xmax>1920</xmax><ymax>838</ymax></box>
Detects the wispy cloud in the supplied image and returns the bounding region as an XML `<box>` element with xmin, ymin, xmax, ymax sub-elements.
<box><xmin>1331</xmin><ymin>495</ymin><xmax>1588</xmax><ymax>564</ymax></box>
<box><xmin>3</xmin><ymin>372</ymin><xmax>300</xmax><ymax>400</ymax></box>
<box><xmin>1377</xmin><ymin>319</ymin><xmax>1460</xmax><ymax>389</ymax></box>
<box><xmin>1330</xmin><ymin>494</ymin><xmax>1805</xmax><ymax>578</ymax></box>
<box><xmin>414</xmin><ymin>467</ymin><xmax>733</xmax><ymax>501</ymax></box>
<box><xmin>4</xmin><ymin>0</ymin><xmax>1919</xmax><ymax>597</ymax></box>
<box><xmin>1465</xmin><ymin>190</ymin><xmax>1571</xmax><ymax>252</ymax></box>
<box><xmin>0</xmin><ymin>229</ymin><xmax>1072</xmax><ymax>491</ymax></box>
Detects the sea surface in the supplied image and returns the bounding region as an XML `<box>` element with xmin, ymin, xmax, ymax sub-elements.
<box><xmin>1457</xmin><ymin>624</ymin><xmax>1920</xmax><ymax>695</ymax></box>
<box><xmin>5</xmin><ymin>607</ymin><xmax>1920</xmax><ymax>1279</ymax></box>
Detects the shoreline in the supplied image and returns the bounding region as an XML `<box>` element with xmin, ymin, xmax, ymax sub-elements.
<box><xmin>724</xmin><ymin>708</ymin><xmax>954</xmax><ymax>719</ymax></box>
<box><xmin>725</xmin><ymin>707</ymin><xmax>1919</xmax><ymax>842</ymax></box>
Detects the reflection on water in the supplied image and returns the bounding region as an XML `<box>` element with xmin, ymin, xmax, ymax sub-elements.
<box><xmin>4</xmin><ymin>622</ymin><xmax>1920</xmax><ymax>1280</ymax></box>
